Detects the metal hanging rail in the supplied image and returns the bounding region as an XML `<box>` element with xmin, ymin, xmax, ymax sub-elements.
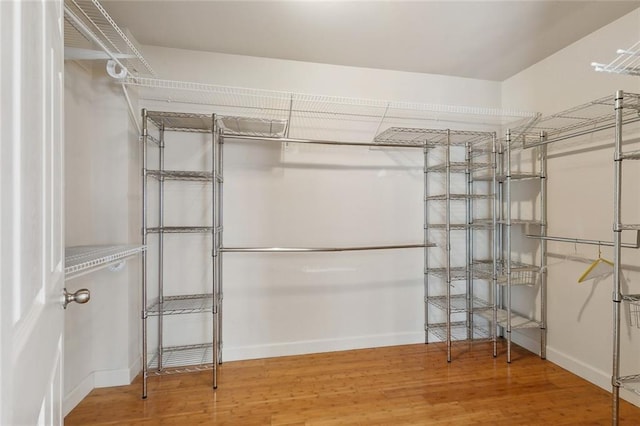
<box><xmin>221</xmin><ymin>134</ymin><xmax>426</xmax><ymax>149</ymax></box>
<box><xmin>221</xmin><ymin>244</ymin><xmax>432</xmax><ymax>253</ymax></box>
<box><xmin>526</xmin><ymin>231</ymin><xmax>640</xmax><ymax>249</ymax></box>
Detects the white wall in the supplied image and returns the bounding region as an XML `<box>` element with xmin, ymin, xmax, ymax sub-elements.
<box><xmin>63</xmin><ymin>61</ymin><xmax>140</xmax><ymax>415</ymax></box>
<box><xmin>502</xmin><ymin>8</ymin><xmax>640</xmax><ymax>405</ymax></box>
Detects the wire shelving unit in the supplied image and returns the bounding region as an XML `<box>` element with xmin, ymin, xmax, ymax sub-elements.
<box><xmin>141</xmin><ymin>110</ymin><xmax>219</xmax><ymax>398</ymax></box>
<box><xmin>513</xmin><ymin>90</ymin><xmax>640</xmax><ymax>424</ymax></box>
<box><xmin>392</xmin><ymin>128</ymin><xmax>498</xmax><ymax>362</ymax></box>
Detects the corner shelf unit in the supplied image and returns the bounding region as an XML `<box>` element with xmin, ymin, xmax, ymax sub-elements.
<box><xmin>514</xmin><ymin>91</ymin><xmax>640</xmax><ymax>425</ymax></box>
<box><xmin>140</xmin><ymin>110</ymin><xmax>218</xmax><ymax>398</ymax></box>
<box><xmin>381</xmin><ymin>127</ymin><xmax>499</xmax><ymax>362</ymax></box>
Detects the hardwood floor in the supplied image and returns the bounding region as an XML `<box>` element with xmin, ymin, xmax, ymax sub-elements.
<box><xmin>65</xmin><ymin>341</ymin><xmax>640</xmax><ymax>425</ymax></box>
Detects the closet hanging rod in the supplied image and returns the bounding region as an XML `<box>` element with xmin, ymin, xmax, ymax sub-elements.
<box><xmin>220</xmin><ymin>134</ymin><xmax>425</xmax><ymax>149</ymax></box>
<box><xmin>526</xmin><ymin>231</ymin><xmax>640</xmax><ymax>249</ymax></box>
<box><xmin>522</xmin><ymin>116</ymin><xmax>640</xmax><ymax>149</ymax></box>
<box><xmin>221</xmin><ymin>243</ymin><xmax>434</xmax><ymax>253</ymax></box>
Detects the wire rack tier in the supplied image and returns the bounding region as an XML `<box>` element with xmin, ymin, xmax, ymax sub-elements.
<box><xmin>478</xmin><ymin>309</ymin><xmax>540</xmax><ymax>329</ymax></box>
<box><xmin>511</xmin><ymin>93</ymin><xmax>640</xmax><ymax>147</ymax></box>
<box><xmin>146</xmin><ymin>226</ymin><xmax>214</xmax><ymax>234</ymax></box>
<box><xmin>427</xmin><ymin>322</ymin><xmax>491</xmax><ymax>342</ymax></box>
<box><xmin>617</xmin><ymin>375</ymin><xmax>640</xmax><ymax>396</ymax></box>
<box><xmin>147</xmin><ymin>344</ymin><xmax>213</xmax><ymax>374</ymax></box>
<box><xmin>426</xmin><ymin>295</ymin><xmax>492</xmax><ymax>313</ymax></box>
<box><xmin>426</xmin><ymin>162</ymin><xmax>492</xmax><ymax>172</ymax></box>
<box><xmin>474</xmin><ymin>172</ymin><xmax>541</xmax><ymax>182</ymax></box>
<box><xmin>65</xmin><ymin>244</ymin><xmax>145</xmax><ymax>280</ymax></box>
<box><xmin>425</xmin><ymin>194</ymin><xmax>494</xmax><ymax>201</ymax></box>
<box><xmin>146</xmin><ymin>170</ymin><xmax>213</xmax><ymax>182</ymax></box>
<box><xmin>147</xmin><ymin>294</ymin><xmax>214</xmax><ymax>315</ymax></box>
<box><xmin>374</xmin><ymin>127</ymin><xmax>495</xmax><ymax>147</ymax></box>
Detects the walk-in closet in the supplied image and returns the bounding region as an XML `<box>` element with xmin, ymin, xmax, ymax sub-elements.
<box><xmin>4</xmin><ymin>1</ymin><xmax>640</xmax><ymax>425</ymax></box>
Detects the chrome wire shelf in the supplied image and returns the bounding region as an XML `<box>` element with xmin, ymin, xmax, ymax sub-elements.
<box><xmin>426</xmin><ymin>267</ymin><xmax>469</xmax><ymax>281</ymax></box>
<box><xmin>619</xmin><ymin>224</ymin><xmax>640</xmax><ymax>231</ymax></box>
<box><xmin>512</xmin><ymin>92</ymin><xmax>640</xmax><ymax>147</ymax></box>
<box><xmin>474</xmin><ymin>172</ymin><xmax>541</xmax><ymax>182</ymax></box>
<box><xmin>147</xmin><ymin>226</ymin><xmax>213</xmax><ymax>234</ymax></box>
<box><xmin>218</xmin><ymin>116</ymin><xmax>288</xmax><ymax>138</ymax></box>
<box><xmin>426</xmin><ymin>295</ymin><xmax>492</xmax><ymax>313</ymax></box>
<box><xmin>147</xmin><ymin>294</ymin><xmax>213</xmax><ymax>315</ymax></box>
<box><xmin>426</xmin><ymin>162</ymin><xmax>492</xmax><ymax>173</ymax></box>
<box><xmin>617</xmin><ymin>375</ymin><xmax>640</xmax><ymax>396</ymax></box>
<box><xmin>375</xmin><ymin>127</ymin><xmax>495</xmax><ymax>147</ymax></box>
<box><xmin>478</xmin><ymin>309</ymin><xmax>540</xmax><ymax>329</ymax></box>
<box><xmin>65</xmin><ymin>244</ymin><xmax>145</xmax><ymax>280</ymax></box>
<box><xmin>146</xmin><ymin>170</ymin><xmax>213</xmax><ymax>182</ymax></box>
<box><xmin>428</xmin><ymin>222</ymin><xmax>494</xmax><ymax>230</ymax></box>
<box><xmin>63</xmin><ymin>0</ymin><xmax>154</xmax><ymax>76</ymax></box>
<box><xmin>425</xmin><ymin>194</ymin><xmax>493</xmax><ymax>201</ymax></box>
<box><xmin>146</xmin><ymin>111</ymin><xmax>213</xmax><ymax>133</ymax></box>
<box><xmin>147</xmin><ymin>343</ymin><xmax>213</xmax><ymax>374</ymax></box>
<box><xmin>427</xmin><ymin>321</ymin><xmax>490</xmax><ymax>342</ymax></box>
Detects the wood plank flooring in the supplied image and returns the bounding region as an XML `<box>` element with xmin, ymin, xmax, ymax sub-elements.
<box><xmin>65</xmin><ymin>341</ymin><xmax>640</xmax><ymax>425</ymax></box>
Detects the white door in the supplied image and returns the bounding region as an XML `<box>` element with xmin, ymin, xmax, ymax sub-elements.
<box><xmin>0</xmin><ymin>0</ymin><xmax>65</xmax><ymax>425</ymax></box>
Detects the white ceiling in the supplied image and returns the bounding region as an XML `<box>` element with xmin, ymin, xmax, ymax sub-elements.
<box><xmin>102</xmin><ymin>1</ymin><xmax>640</xmax><ymax>81</ymax></box>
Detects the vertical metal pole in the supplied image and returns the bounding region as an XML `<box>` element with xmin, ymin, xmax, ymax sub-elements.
<box><xmin>497</xmin><ymin>141</ymin><xmax>504</xmax><ymax>339</ymax></box>
<box><xmin>465</xmin><ymin>142</ymin><xmax>473</xmax><ymax>340</ymax></box>
<box><xmin>491</xmin><ymin>133</ymin><xmax>498</xmax><ymax>357</ymax></box>
<box><xmin>157</xmin><ymin>125</ymin><xmax>165</xmax><ymax>371</ymax></box>
<box><xmin>539</xmin><ymin>136</ymin><xmax>548</xmax><ymax>360</ymax></box>
<box><xmin>446</xmin><ymin>130</ymin><xmax>452</xmax><ymax>362</ymax></box>
<box><xmin>141</xmin><ymin>109</ymin><xmax>148</xmax><ymax>399</ymax></box>
<box><xmin>212</xmin><ymin>115</ymin><xmax>218</xmax><ymax>389</ymax></box>
<box><xmin>612</xmin><ymin>90</ymin><xmax>624</xmax><ymax>425</ymax></box>
<box><xmin>506</xmin><ymin>130</ymin><xmax>513</xmax><ymax>363</ymax></box>
<box><xmin>218</xmin><ymin>130</ymin><xmax>224</xmax><ymax>365</ymax></box>
<box><xmin>424</xmin><ymin>144</ymin><xmax>430</xmax><ymax>344</ymax></box>
<box><xmin>284</xmin><ymin>94</ymin><xmax>294</xmax><ymax>139</ymax></box>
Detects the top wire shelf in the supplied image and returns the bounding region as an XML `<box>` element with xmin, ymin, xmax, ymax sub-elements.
<box><xmin>511</xmin><ymin>92</ymin><xmax>640</xmax><ymax>148</ymax></box>
<box><xmin>64</xmin><ymin>0</ymin><xmax>154</xmax><ymax>76</ymax></box>
<box><xmin>65</xmin><ymin>244</ymin><xmax>145</xmax><ymax>280</ymax></box>
<box><xmin>125</xmin><ymin>76</ymin><xmax>536</xmax><ymax>143</ymax></box>
<box><xmin>374</xmin><ymin>127</ymin><xmax>495</xmax><ymax>148</ymax></box>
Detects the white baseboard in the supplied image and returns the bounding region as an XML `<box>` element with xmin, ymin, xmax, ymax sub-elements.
<box><xmin>63</xmin><ymin>358</ymin><xmax>141</xmax><ymax>417</ymax></box>
<box><xmin>63</xmin><ymin>373</ymin><xmax>94</xmax><ymax>417</ymax></box>
<box><xmin>546</xmin><ymin>345</ymin><xmax>640</xmax><ymax>408</ymax></box>
<box><xmin>222</xmin><ymin>331</ymin><xmax>424</xmax><ymax>362</ymax></box>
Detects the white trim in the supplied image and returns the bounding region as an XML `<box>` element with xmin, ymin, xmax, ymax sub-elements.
<box><xmin>222</xmin><ymin>332</ymin><xmax>423</xmax><ymax>362</ymax></box>
<box><xmin>63</xmin><ymin>357</ymin><xmax>141</xmax><ymax>417</ymax></box>
<box><xmin>62</xmin><ymin>373</ymin><xmax>93</xmax><ymax>417</ymax></box>
<box><xmin>545</xmin><ymin>346</ymin><xmax>640</xmax><ymax>408</ymax></box>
